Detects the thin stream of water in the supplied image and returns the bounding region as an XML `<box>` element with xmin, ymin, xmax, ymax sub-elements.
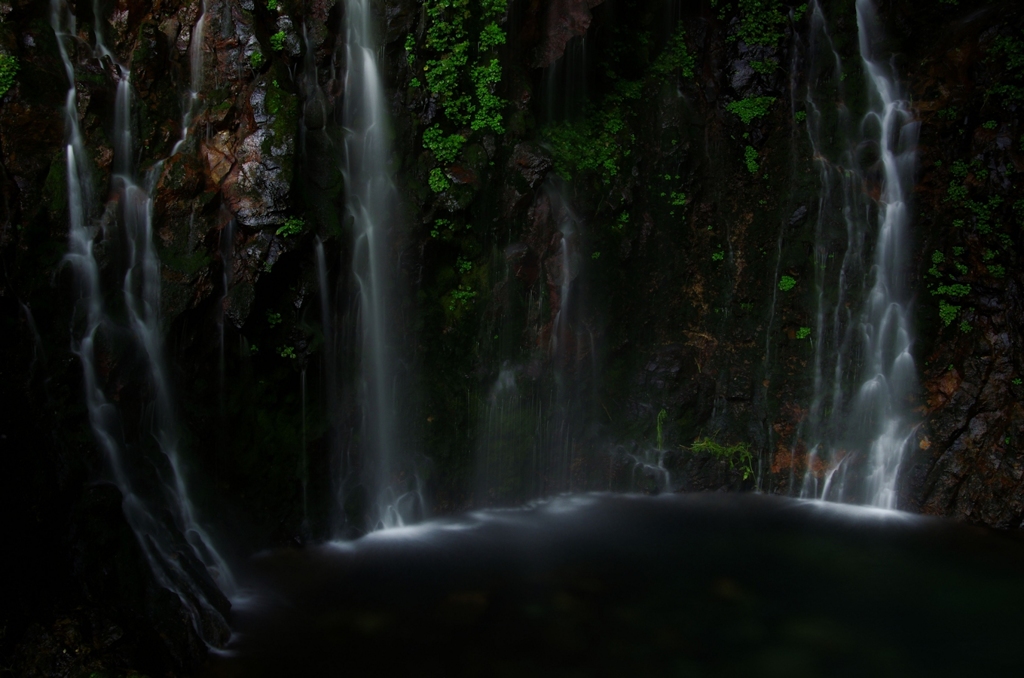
<box><xmin>52</xmin><ymin>0</ymin><xmax>235</xmax><ymax>645</ymax></box>
<box><xmin>341</xmin><ymin>0</ymin><xmax>422</xmax><ymax>530</ymax></box>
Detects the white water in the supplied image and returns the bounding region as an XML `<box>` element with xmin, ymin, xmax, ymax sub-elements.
<box><xmin>798</xmin><ymin>0</ymin><xmax>919</xmax><ymax>508</ymax></box>
<box><xmin>172</xmin><ymin>0</ymin><xmax>208</xmax><ymax>155</ymax></box>
<box><xmin>52</xmin><ymin>0</ymin><xmax>235</xmax><ymax>642</ymax></box>
<box><xmin>341</xmin><ymin>0</ymin><xmax>421</xmax><ymax>529</ymax></box>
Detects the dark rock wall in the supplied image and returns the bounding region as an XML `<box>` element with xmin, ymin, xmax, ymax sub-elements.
<box><xmin>2</xmin><ymin>0</ymin><xmax>1024</xmax><ymax>672</ymax></box>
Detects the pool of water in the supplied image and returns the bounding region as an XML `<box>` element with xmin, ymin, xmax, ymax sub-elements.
<box><xmin>204</xmin><ymin>493</ymin><xmax>1024</xmax><ymax>676</ymax></box>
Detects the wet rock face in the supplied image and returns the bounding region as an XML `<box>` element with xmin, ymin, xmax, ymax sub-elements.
<box><xmin>531</xmin><ymin>0</ymin><xmax>605</xmax><ymax>68</ymax></box>
<box><xmin>897</xmin><ymin>10</ymin><xmax>1024</xmax><ymax>528</ymax></box>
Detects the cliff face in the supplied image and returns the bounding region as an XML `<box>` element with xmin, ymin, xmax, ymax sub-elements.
<box><xmin>2</xmin><ymin>0</ymin><xmax>1024</xmax><ymax>673</ymax></box>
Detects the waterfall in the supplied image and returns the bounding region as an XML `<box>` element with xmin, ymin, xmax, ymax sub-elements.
<box><xmin>798</xmin><ymin>0</ymin><xmax>919</xmax><ymax>508</ymax></box>
<box><xmin>543</xmin><ymin>36</ymin><xmax>589</xmax><ymax>122</ymax></box>
<box><xmin>475</xmin><ymin>179</ymin><xmax>596</xmax><ymax>504</ymax></box>
<box><xmin>341</xmin><ymin>0</ymin><xmax>421</xmax><ymax>529</ymax></box>
<box><xmin>172</xmin><ymin>0</ymin><xmax>208</xmax><ymax>155</ymax></box>
<box><xmin>52</xmin><ymin>0</ymin><xmax>234</xmax><ymax>644</ymax></box>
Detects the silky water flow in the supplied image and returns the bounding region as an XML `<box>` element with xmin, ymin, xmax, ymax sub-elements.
<box><xmin>340</xmin><ymin>0</ymin><xmax>424</xmax><ymax>530</ymax></box>
<box><xmin>796</xmin><ymin>0</ymin><xmax>919</xmax><ymax>507</ymax></box>
<box><xmin>52</xmin><ymin>0</ymin><xmax>235</xmax><ymax>647</ymax></box>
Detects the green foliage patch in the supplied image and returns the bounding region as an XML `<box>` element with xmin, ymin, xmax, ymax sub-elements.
<box><xmin>690</xmin><ymin>436</ymin><xmax>754</xmax><ymax>480</ymax></box>
<box><xmin>276</xmin><ymin>216</ymin><xmax>305</xmax><ymax>237</ymax></box>
<box><xmin>987</xmin><ymin>28</ymin><xmax>1024</xmax><ymax>103</ymax></box>
<box><xmin>727</xmin><ymin>96</ymin><xmax>777</xmax><ymax>124</ymax></box>
<box><xmin>744</xmin><ymin>145</ymin><xmax>760</xmax><ymax>174</ymax></box>
<box><xmin>542</xmin><ymin>22</ymin><xmax>694</xmax><ymax>186</ymax></box>
<box><xmin>0</xmin><ymin>54</ymin><xmax>18</xmax><ymax>98</ymax></box>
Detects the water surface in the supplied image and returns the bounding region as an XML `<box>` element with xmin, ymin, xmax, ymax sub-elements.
<box><xmin>206</xmin><ymin>493</ymin><xmax>1024</xmax><ymax>676</ymax></box>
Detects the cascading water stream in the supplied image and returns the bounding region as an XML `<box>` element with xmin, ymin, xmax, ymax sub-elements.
<box><xmin>52</xmin><ymin>0</ymin><xmax>235</xmax><ymax>644</ymax></box>
<box><xmin>341</xmin><ymin>0</ymin><xmax>421</xmax><ymax>529</ymax></box>
<box><xmin>52</xmin><ymin>0</ymin><xmax>125</xmax><ymax>490</ymax></box>
<box><xmin>172</xmin><ymin>0</ymin><xmax>208</xmax><ymax>155</ymax></box>
<box><xmin>475</xmin><ymin>179</ymin><xmax>597</xmax><ymax>504</ymax></box>
<box><xmin>797</xmin><ymin>0</ymin><xmax>919</xmax><ymax>508</ymax></box>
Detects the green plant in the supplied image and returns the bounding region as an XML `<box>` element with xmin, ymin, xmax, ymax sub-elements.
<box><xmin>726</xmin><ymin>96</ymin><xmax>777</xmax><ymax>124</ymax></box>
<box><xmin>592</xmin><ymin>251</ymin><xmax>601</xmax><ymax>260</ymax></box>
<box><xmin>278</xmin><ymin>345</ymin><xmax>296</xmax><ymax>359</ymax></box>
<box><xmin>744</xmin><ymin>145</ymin><xmax>759</xmax><ymax>174</ymax></box>
<box><xmin>448</xmin><ymin>284</ymin><xmax>477</xmax><ymax>310</ymax></box>
<box><xmin>651</xmin><ymin>24</ymin><xmax>696</xmax><ymax>78</ymax></box>
<box><xmin>429</xmin><ymin>167</ymin><xmax>450</xmax><ymax>193</ymax></box>
<box><xmin>987</xmin><ymin>28</ymin><xmax>1024</xmax><ymax>103</ymax></box>
<box><xmin>656</xmin><ymin>409</ymin><xmax>667</xmax><ymax>450</ymax></box>
<box><xmin>938</xmin><ymin>299</ymin><xmax>960</xmax><ymax>326</ymax></box>
<box><xmin>266</xmin><ymin>311</ymin><xmax>282</xmax><ymax>328</ymax></box>
<box><xmin>982</xmin><ymin>120</ymin><xmax>998</xmax><ymax>130</ymax></box>
<box><xmin>276</xmin><ymin>216</ymin><xmax>305</xmax><ymax>237</ymax></box>
<box><xmin>613</xmin><ymin>212</ymin><xmax>630</xmax><ymax>232</ymax></box>
<box><xmin>750</xmin><ymin>59</ymin><xmax>777</xmax><ymax>75</ymax></box>
<box><xmin>690</xmin><ymin>436</ymin><xmax>754</xmax><ymax>480</ymax></box>
<box><xmin>932</xmin><ymin>283</ymin><xmax>971</xmax><ymax>298</ymax></box>
<box><xmin>730</xmin><ymin>0</ymin><xmax>788</xmax><ymax>50</ymax></box>
<box><xmin>543</xmin><ymin>22</ymin><xmax>693</xmax><ymax>185</ymax></box>
<box><xmin>422</xmin><ymin>124</ymin><xmax>466</xmax><ymax>164</ymax></box>
<box><xmin>794</xmin><ymin>110</ymin><xmax>807</xmax><ymax>123</ymax></box>
<box><xmin>266</xmin><ymin>0</ymin><xmax>279</xmax><ymax>9</ymax></box>
<box><xmin>712</xmin><ymin>248</ymin><xmax>725</xmax><ymax>262</ymax></box>
<box><xmin>456</xmin><ymin>256</ymin><xmax>473</xmax><ymax>274</ymax></box>
<box><xmin>0</xmin><ymin>54</ymin><xmax>18</xmax><ymax>98</ymax></box>
<box><xmin>959</xmin><ymin>320</ymin><xmax>972</xmax><ymax>333</ymax></box>
<box><xmin>1013</xmin><ymin>378</ymin><xmax>1022</xmax><ymax>386</ymax></box>
<box><xmin>778</xmin><ymin>275</ymin><xmax>796</xmax><ymax>291</ymax></box>
<box><xmin>796</xmin><ymin>326</ymin><xmax>811</xmax><ymax>340</ymax></box>
<box><xmin>669</xmin><ymin>191</ymin><xmax>687</xmax><ymax>206</ymax></box>
<box><xmin>270</xmin><ymin>31</ymin><xmax>286</xmax><ymax>52</ymax></box>
<box><xmin>250</xmin><ymin>50</ymin><xmax>265</xmax><ymax>70</ymax></box>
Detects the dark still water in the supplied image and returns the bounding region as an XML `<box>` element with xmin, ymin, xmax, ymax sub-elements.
<box><xmin>204</xmin><ymin>494</ymin><xmax>1024</xmax><ymax>677</ymax></box>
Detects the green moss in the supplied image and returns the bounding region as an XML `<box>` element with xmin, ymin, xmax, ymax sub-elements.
<box><xmin>543</xmin><ymin>23</ymin><xmax>694</xmax><ymax>185</ymax></box>
<box><xmin>727</xmin><ymin>96</ymin><xmax>777</xmax><ymax>124</ymax></box>
<box><xmin>423</xmin><ymin>124</ymin><xmax>466</xmax><ymax>164</ymax></box>
<box><xmin>730</xmin><ymin>0</ymin><xmax>790</xmax><ymax>49</ymax></box>
<box><xmin>938</xmin><ymin>299</ymin><xmax>960</xmax><ymax>326</ymax></box>
<box><xmin>744</xmin><ymin>145</ymin><xmax>760</xmax><ymax>174</ymax></box>
<box><xmin>778</xmin><ymin>275</ymin><xmax>796</xmax><ymax>291</ymax></box>
<box><xmin>270</xmin><ymin>31</ymin><xmax>286</xmax><ymax>52</ymax></box>
<box><xmin>429</xmin><ymin>167</ymin><xmax>451</xmax><ymax>192</ymax></box>
<box><xmin>276</xmin><ymin>216</ymin><xmax>305</xmax><ymax>237</ymax></box>
<box><xmin>651</xmin><ymin>24</ymin><xmax>695</xmax><ymax>79</ymax></box>
<box><xmin>987</xmin><ymin>28</ymin><xmax>1024</xmax><ymax>103</ymax></box>
<box><xmin>690</xmin><ymin>436</ymin><xmax>754</xmax><ymax>480</ymax></box>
